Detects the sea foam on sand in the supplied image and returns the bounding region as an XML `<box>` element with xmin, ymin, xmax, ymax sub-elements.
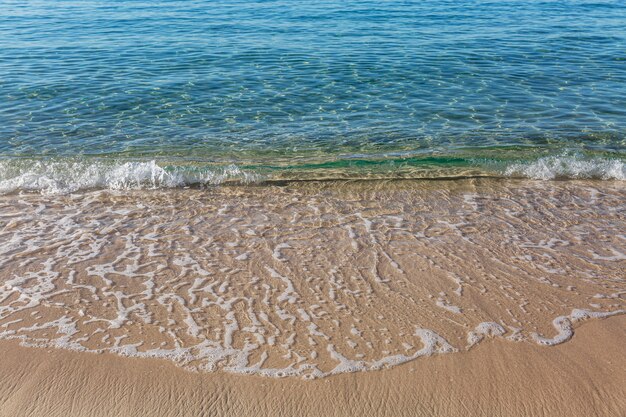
<box><xmin>0</xmin><ymin>179</ymin><xmax>624</xmax><ymax>379</ymax></box>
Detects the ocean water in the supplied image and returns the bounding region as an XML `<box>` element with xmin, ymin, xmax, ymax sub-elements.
<box><xmin>1</xmin><ymin>0</ymin><xmax>625</xmax><ymax>192</ymax></box>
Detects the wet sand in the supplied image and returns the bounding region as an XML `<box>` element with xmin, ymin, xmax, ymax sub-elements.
<box><xmin>0</xmin><ymin>179</ymin><xmax>624</xmax><ymax>415</ymax></box>
<box><xmin>0</xmin><ymin>315</ymin><xmax>624</xmax><ymax>417</ymax></box>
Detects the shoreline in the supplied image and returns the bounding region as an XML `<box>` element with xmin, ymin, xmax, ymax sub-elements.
<box><xmin>0</xmin><ymin>178</ymin><xmax>624</xmax><ymax>416</ymax></box>
<box><xmin>0</xmin><ymin>179</ymin><xmax>624</xmax><ymax>378</ymax></box>
<box><xmin>0</xmin><ymin>151</ymin><xmax>624</xmax><ymax>195</ymax></box>
<box><xmin>0</xmin><ymin>315</ymin><xmax>624</xmax><ymax>417</ymax></box>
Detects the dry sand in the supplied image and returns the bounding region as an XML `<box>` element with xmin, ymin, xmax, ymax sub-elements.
<box><xmin>0</xmin><ymin>315</ymin><xmax>624</xmax><ymax>417</ymax></box>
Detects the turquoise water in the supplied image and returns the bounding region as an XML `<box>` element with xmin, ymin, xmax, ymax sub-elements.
<box><xmin>1</xmin><ymin>0</ymin><xmax>625</xmax><ymax>190</ymax></box>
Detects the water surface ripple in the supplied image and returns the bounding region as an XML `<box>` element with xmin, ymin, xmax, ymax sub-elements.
<box><xmin>0</xmin><ymin>0</ymin><xmax>625</xmax><ymax>186</ymax></box>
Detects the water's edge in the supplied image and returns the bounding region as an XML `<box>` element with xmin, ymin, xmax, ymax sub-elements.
<box><xmin>1</xmin><ymin>151</ymin><xmax>624</xmax><ymax>194</ymax></box>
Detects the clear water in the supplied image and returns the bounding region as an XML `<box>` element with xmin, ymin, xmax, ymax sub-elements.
<box><xmin>1</xmin><ymin>0</ymin><xmax>625</xmax><ymax>189</ymax></box>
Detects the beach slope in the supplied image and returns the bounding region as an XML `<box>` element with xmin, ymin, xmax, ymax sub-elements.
<box><xmin>0</xmin><ymin>316</ymin><xmax>624</xmax><ymax>417</ymax></box>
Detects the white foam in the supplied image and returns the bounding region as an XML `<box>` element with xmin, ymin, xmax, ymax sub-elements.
<box><xmin>531</xmin><ymin>309</ymin><xmax>625</xmax><ymax>346</ymax></box>
<box><xmin>1</xmin><ymin>185</ymin><xmax>624</xmax><ymax>380</ymax></box>
<box><xmin>0</xmin><ymin>159</ymin><xmax>261</xmax><ymax>194</ymax></box>
<box><xmin>505</xmin><ymin>154</ymin><xmax>625</xmax><ymax>180</ymax></box>
<box><xmin>467</xmin><ymin>322</ymin><xmax>506</xmax><ymax>348</ymax></box>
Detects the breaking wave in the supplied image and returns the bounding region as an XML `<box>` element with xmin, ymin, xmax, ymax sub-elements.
<box><xmin>0</xmin><ymin>159</ymin><xmax>262</xmax><ymax>194</ymax></box>
<box><xmin>0</xmin><ymin>152</ymin><xmax>623</xmax><ymax>194</ymax></box>
<box><xmin>504</xmin><ymin>154</ymin><xmax>625</xmax><ymax>180</ymax></box>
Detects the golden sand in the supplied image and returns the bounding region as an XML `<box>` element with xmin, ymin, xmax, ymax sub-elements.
<box><xmin>0</xmin><ymin>315</ymin><xmax>624</xmax><ymax>417</ymax></box>
<box><xmin>0</xmin><ymin>179</ymin><xmax>624</xmax><ymax>415</ymax></box>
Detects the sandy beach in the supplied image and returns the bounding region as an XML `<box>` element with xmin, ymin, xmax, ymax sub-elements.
<box><xmin>2</xmin><ymin>0</ymin><xmax>626</xmax><ymax>415</ymax></box>
<box><xmin>0</xmin><ymin>179</ymin><xmax>624</xmax><ymax>416</ymax></box>
<box><xmin>0</xmin><ymin>315</ymin><xmax>624</xmax><ymax>417</ymax></box>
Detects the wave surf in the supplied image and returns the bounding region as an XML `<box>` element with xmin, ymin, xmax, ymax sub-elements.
<box><xmin>0</xmin><ymin>152</ymin><xmax>623</xmax><ymax>194</ymax></box>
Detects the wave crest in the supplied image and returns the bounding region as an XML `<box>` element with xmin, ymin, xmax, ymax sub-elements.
<box><xmin>0</xmin><ymin>152</ymin><xmax>624</xmax><ymax>194</ymax></box>
<box><xmin>0</xmin><ymin>160</ymin><xmax>262</xmax><ymax>194</ymax></box>
<box><xmin>504</xmin><ymin>154</ymin><xmax>625</xmax><ymax>180</ymax></box>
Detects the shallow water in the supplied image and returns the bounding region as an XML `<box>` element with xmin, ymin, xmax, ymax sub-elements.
<box><xmin>1</xmin><ymin>0</ymin><xmax>625</xmax><ymax>188</ymax></box>
<box><xmin>0</xmin><ymin>180</ymin><xmax>623</xmax><ymax>378</ymax></box>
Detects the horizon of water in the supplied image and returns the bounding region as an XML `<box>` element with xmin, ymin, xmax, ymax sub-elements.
<box><xmin>1</xmin><ymin>0</ymin><xmax>625</xmax><ymax>192</ymax></box>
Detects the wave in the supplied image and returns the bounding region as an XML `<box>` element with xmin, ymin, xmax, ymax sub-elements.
<box><xmin>0</xmin><ymin>153</ymin><xmax>623</xmax><ymax>194</ymax></box>
<box><xmin>504</xmin><ymin>154</ymin><xmax>625</xmax><ymax>180</ymax></box>
<box><xmin>0</xmin><ymin>159</ymin><xmax>263</xmax><ymax>194</ymax></box>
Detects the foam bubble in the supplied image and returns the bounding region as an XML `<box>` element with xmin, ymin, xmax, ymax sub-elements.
<box><xmin>531</xmin><ymin>309</ymin><xmax>625</xmax><ymax>346</ymax></box>
<box><xmin>467</xmin><ymin>322</ymin><xmax>506</xmax><ymax>348</ymax></box>
<box><xmin>0</xmin><ymin>182</ymin><xmax>624</xmax><ymax>379</ymax></box>
<box><xmin>0</xmin><ymin>159</ymin><xmax>261</xmax><ymax>194</ymax></box>
<box><xmin>504</xmin><ymin>154</ymin><xmax>625</xmax><ymax>180</ymax></box>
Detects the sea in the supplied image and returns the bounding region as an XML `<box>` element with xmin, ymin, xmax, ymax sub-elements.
<box><xmin>0</xmin><ymin>0</ymin><xmax>625</xmax><ymax>192</ymax></box>
<box><xmin>0</xmin><ymin>0</ymin><xmax>624</xmax><ymax>379</ymax></box>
